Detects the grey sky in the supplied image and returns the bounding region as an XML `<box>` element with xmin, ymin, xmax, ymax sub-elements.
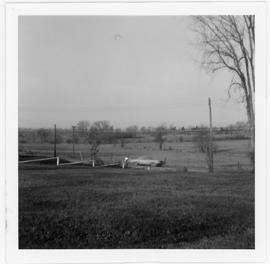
<box><xmin>19</xmin><ymin>16</ymin><xmax>246</xmax><ymax>129</ymax></box>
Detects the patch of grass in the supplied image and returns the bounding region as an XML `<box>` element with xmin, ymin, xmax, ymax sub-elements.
<box><xmin>19</xmin><ymin>168</ymin><xmax>254</xmax><ymax>249</ymax></box>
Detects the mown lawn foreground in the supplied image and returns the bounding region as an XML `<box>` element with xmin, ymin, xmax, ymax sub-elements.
<box><xmin>19</xmin><ymin>167</ymin><xmax>254</xmax><ymax>249</ymax></box>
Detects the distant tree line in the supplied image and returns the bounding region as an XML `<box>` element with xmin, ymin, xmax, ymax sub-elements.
<box><xmin>19</xmin><ymin>120</ymin><xmax>250</xmax><ymax>146</ymax></box>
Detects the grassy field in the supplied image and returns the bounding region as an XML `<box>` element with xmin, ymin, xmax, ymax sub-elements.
<box><xmin>19</xmin><ymin>166</ymin><xmax>254</xmax><ymax>249</ymax></box>
<box><xmin>21</xmin><ymin>139</ymin><xmax>252</xmax><ymax>170</ymax></box>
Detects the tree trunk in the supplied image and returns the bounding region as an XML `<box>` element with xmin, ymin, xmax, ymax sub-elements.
<box><xmin>246</xmin><ymin>93</ymin><xmax>255</xmax><ymax>171</ymax></box>
<box><xmin>249</xmin><ymin>98</ymin><xmax>255</xmax><ymax>171</ymax></box>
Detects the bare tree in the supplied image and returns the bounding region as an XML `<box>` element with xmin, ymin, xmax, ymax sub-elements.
<box><xmin>88</xmin><ymin>121</ymin><xmax>114</xmax><ymax>164</ymax></box>
<box><xmin>194</xmin><ymin>15</ymin><xmax>255</xmax><ymax>167</ymax></box>
<box><xmin>77</xmin><ymin>120</ymin><xmax>90</xmax><ymax>137</ymax></box>
<box><xmin>193</xmin><ymin>128</ymin><xmax>217</xmax><ymax>172</ymax></box>
<box><xmin>92</xmin><ymin>120</ymin><xmax>113</xmax><ymax>132</ymax></box>
<box><xmin>88</xmin><ymin>126</ymin><xmax>101</xmax><ymax>165</ymax></box>
<box><xmin>155</xmin><ymin>126</ymin><xmax>166</xmax><ymax>150</ymax></box>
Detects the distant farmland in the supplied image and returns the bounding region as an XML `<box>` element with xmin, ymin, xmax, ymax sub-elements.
<box><xmin>20</xmin><ymin>138</ymin><xmax>252</xmax><ymax>171</ymax></box>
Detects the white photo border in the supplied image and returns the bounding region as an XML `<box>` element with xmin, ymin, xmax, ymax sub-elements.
<box><xmin>3</xmin><ymin>1</ymin><xmax>268</xmax><ymax>264</ymax></box>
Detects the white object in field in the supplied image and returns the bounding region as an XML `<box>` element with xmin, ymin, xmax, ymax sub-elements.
<box><xmin>128</xmin><ymin>157</ymin><xmax>165</xmax><ymax>167</ymax></box>
<box><xmin>92</xmin><ymin>160</ymin><xmax>95</xmax><ymax>167</ymax></box>
<box><xmin>19</xmin><ymin>156</ymin><xmax>59</xmax><ymax>164</ymax></box>
<box><xmin>56</xmin><ymin>157</ymin><xmax>60</xmax><ymax>166</ymax></box>
<box><xmin>122</xmin><ymin>157</ymin><xmax>129</xmax><ymax>169</ymax></box>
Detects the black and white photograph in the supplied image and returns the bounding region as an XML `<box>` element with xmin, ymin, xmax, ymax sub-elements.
<box><xmin>18</xmin><ymin>14</ymin><xmax>256</xmax><ymax>249</ymax></box>
<box><xmin>1</xmin><ymin>1</ymin><xmax>268</xmax><ymax>263</ymax></box>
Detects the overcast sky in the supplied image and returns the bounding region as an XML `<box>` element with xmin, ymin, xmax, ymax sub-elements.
<box><xmin>19</xmin><ymin>16</ymin><xmax>246</xmax><ymax>129</ymax></box>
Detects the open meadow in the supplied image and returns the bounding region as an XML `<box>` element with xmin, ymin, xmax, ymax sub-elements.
<box><xmin>19</xmin><ymin>166</ymin><xmax>254</xmax><ymax>249</ymax></box>
<box><xmin>19</xmin><ymin>138</ymin><xmax>254</xmax><ymax>249</ymax></box>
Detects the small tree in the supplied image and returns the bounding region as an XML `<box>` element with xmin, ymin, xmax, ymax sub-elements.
<box><xmin>88</xmin><ymin>127</ymin><xmax>101</xmax><ymax>164</ymax></box>
<box><xmin>90</xmin><ymin>141</ymin><xmax>100</xmax><ymax>163</ymax></box>
<box><xmin>194</xmin><ymin>129</ymin><xmax>217</xmax><ymax>172</ymax></box>
<box><xmin>88</xmin><ymin>121</ymin><xmax>113</xmax><ymax>164</ymax></box>
<box><xmin>155</xmin><ymin>126</ymin><xmax>166</xmax><ymax>150</ymax></box>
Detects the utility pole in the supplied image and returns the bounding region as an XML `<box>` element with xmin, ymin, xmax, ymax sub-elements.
<box><xmin>208</xmin><ymin>98</ymin><xmax>213</xmax><ymax>172</ymax></box>
<box><xmin>54</xmin><ymin>124</ymin><xmax>57</xmax><ymax>157</ymax></box>
<box><xmin>72</xmin><ymin>126</ymin><xmax>76</xmax><ymax>155</ymax></box>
